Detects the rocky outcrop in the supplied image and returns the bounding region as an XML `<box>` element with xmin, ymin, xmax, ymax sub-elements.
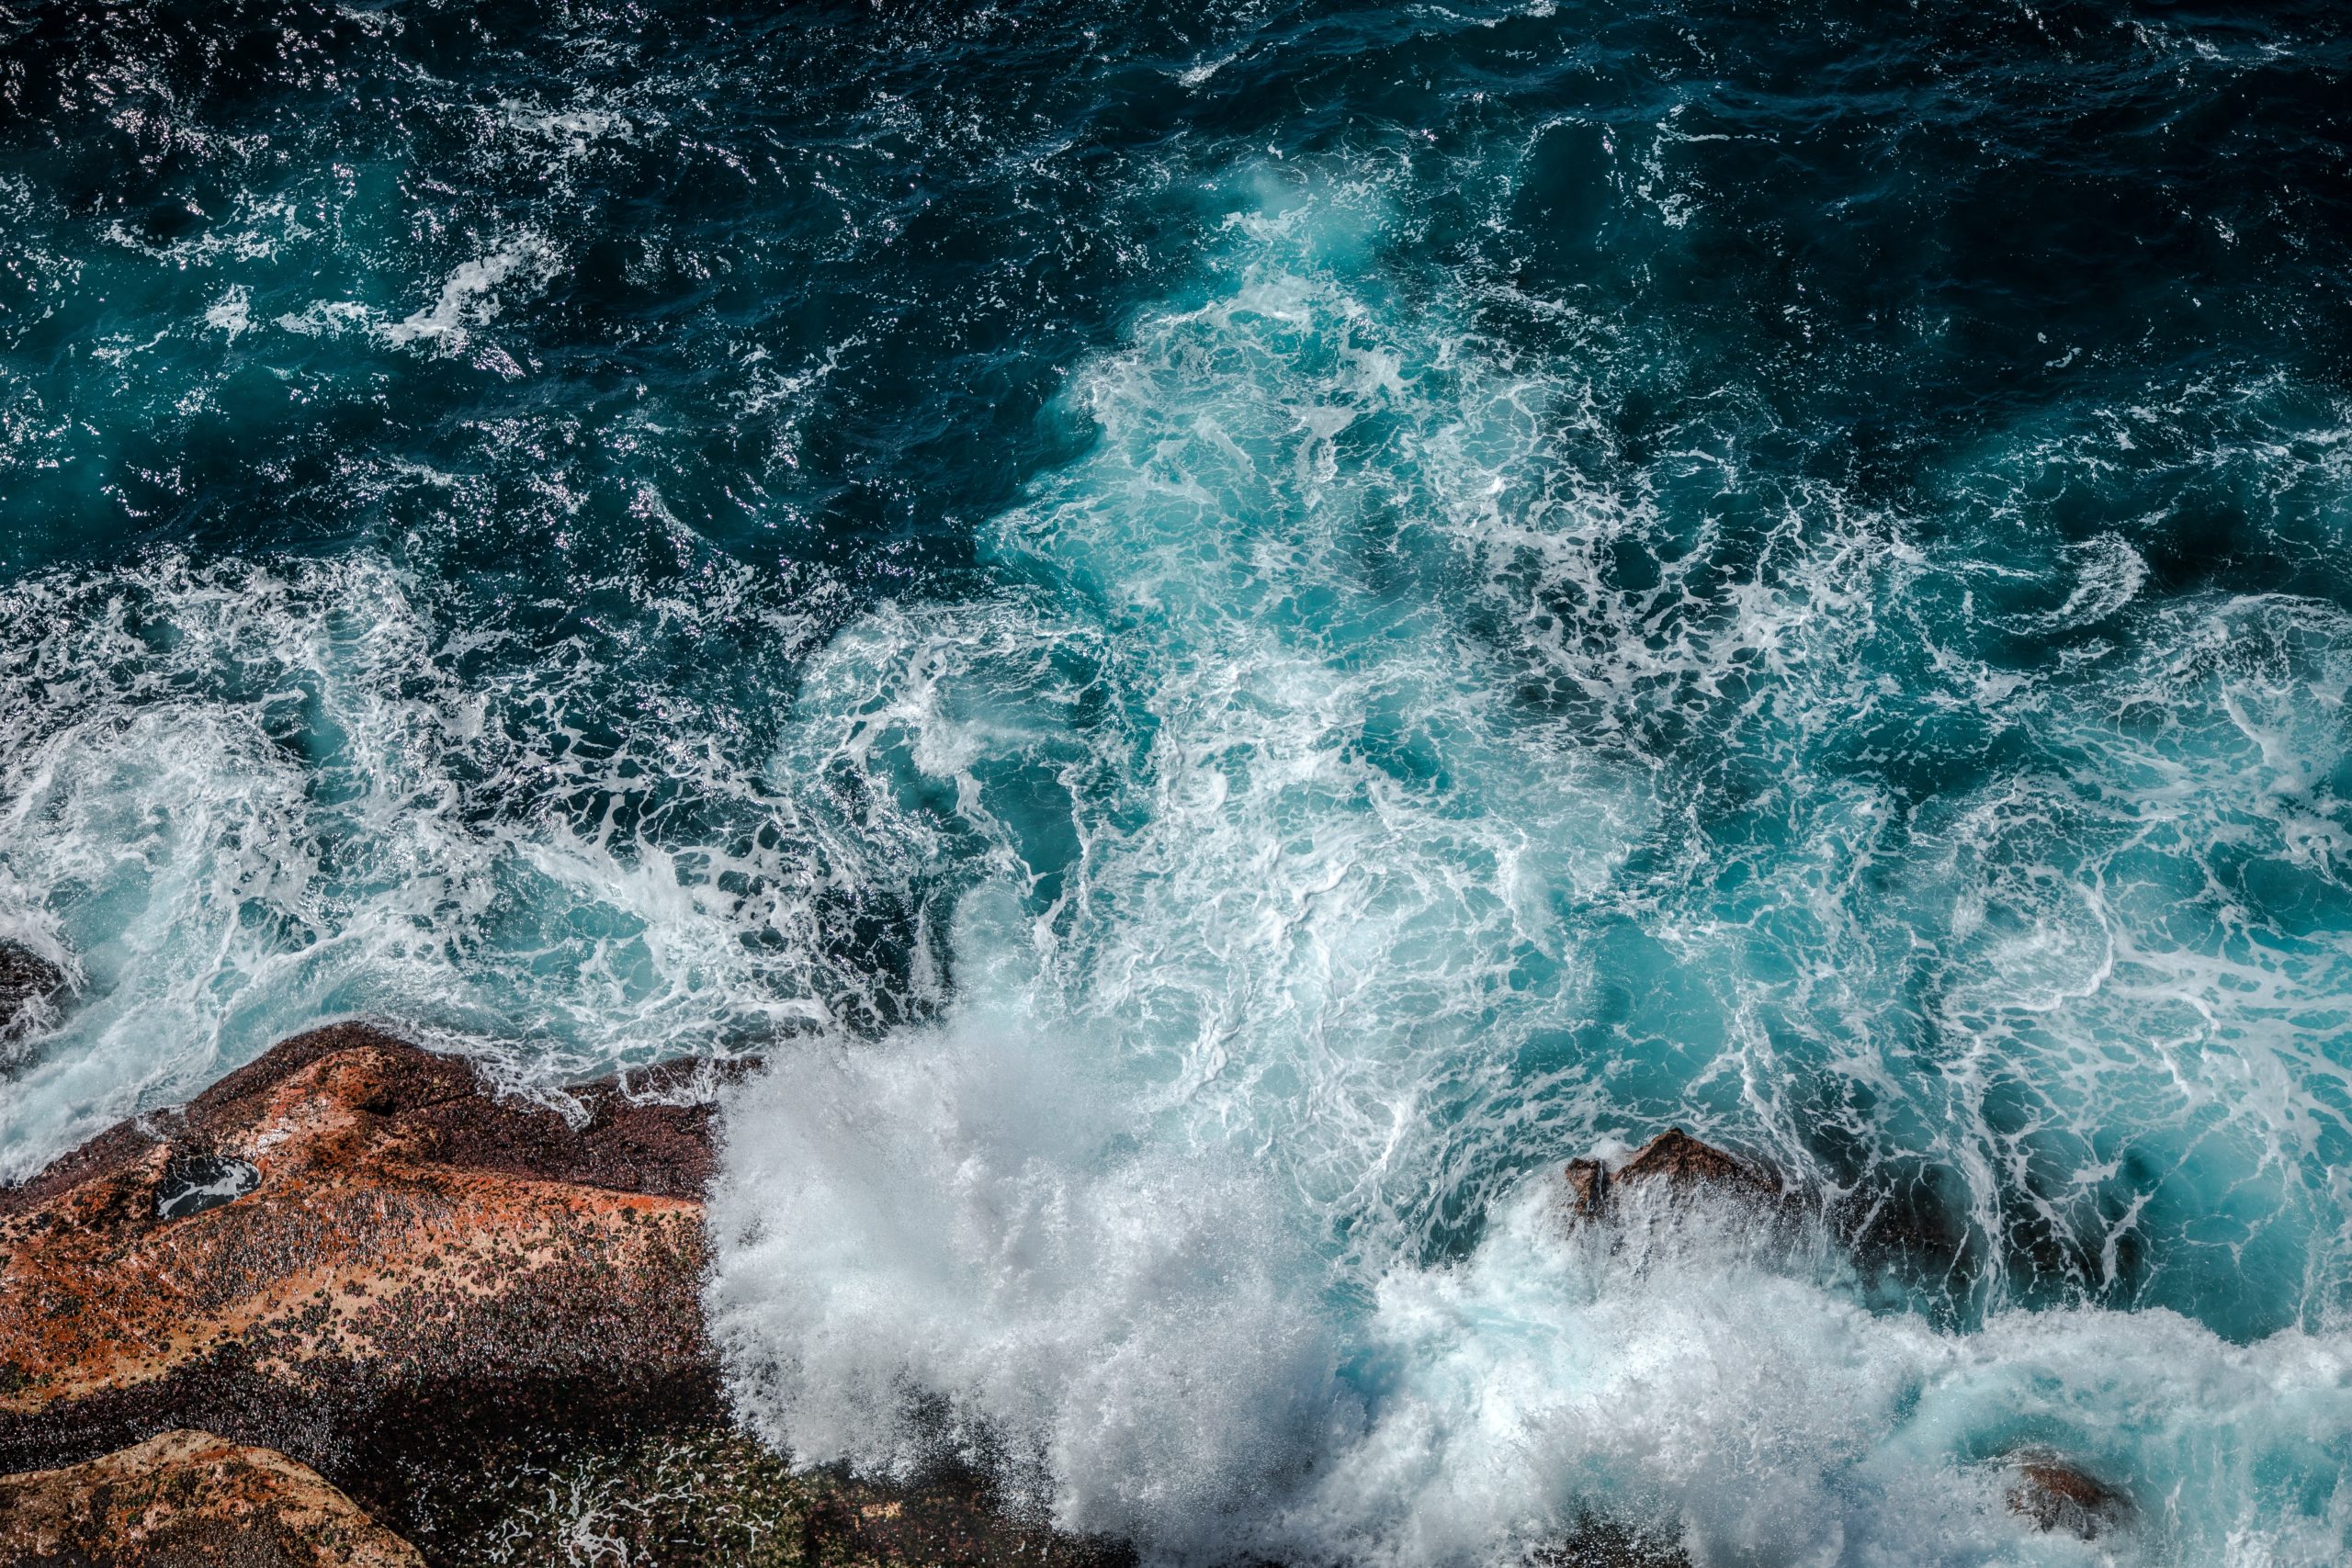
<box><xmin>0</xmin><ymin>1022</ymin><xmax>735</xmax><ymax>1557</ymax></box>
<box><xmin>2007</xmin><ymin>1455</ymin><xmax>2131</xmax><ymax>1540</ymax></box>
<box><xmin>0</xmin><ymin>942</ymin><xmax>65</xmax><ymax>1041</ymax></box>
<box><xmin>0</xmin><ymin>1427</ymin><xmax>422</xmax><ymax>1567</ymax></box>
<box><xmin>0</xmin><ymin>1023</ymin><xmax>719</xmax><ymax>1446</ymax></box>
<box><xmin>0</xmin><ymin>1023</ymin><xmax>1133</xmax><ymax>1568</ymax></box>
<box><xmin>1562</xmin><ymin>1127</ymin><xmax>1781</xmax><ymax>1219</ymax></box>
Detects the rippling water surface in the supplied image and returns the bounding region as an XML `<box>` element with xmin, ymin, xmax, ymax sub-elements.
<box><xmin>5</xmin><ymin>1</ymin><xmax>2351</xmax><ymax>1562</ymax></box>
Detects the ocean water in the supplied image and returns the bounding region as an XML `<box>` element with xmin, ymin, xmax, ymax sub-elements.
<box><xmin>4</xmin><ymin>0</ymin><xmax>2350</xmax><ymax>1562</ymax></box>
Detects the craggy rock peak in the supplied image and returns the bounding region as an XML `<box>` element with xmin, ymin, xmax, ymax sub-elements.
<box><xmin>0</xmin><ymin>1427</ymin><xmax>423</xmax><ymax>1568</ymax></box>
<box><xmin>1561</xmin><ymin>1127</ymin><xmax>1781</xmax><ymax>1219</ymax></box>
<box><xmin>0</xmin><ymin>942</ymin><xmax>65</xmax><ymax>1041</ymax></box>
<box><xmin>0</xmin><ymin>1023</ymin><xmax>722</xmax><ymax>1486</ymax></box>
<box><xmin>2008</xmin><ymin>1455</ymin><xmax>2132</xmax><ymax>1540</ymax></box>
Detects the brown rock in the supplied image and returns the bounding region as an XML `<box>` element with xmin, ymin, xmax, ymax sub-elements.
<box><xmin>1561</xmin><ymin>1128</ymin><xmax>1781</xmax><ymax>1221</ymax></box>
<box><xmin>2007</xmin><ymin>1456</ymin><xmax>2130</xmax><ymax>1540</ymax></box>
<box><xmin>1614</xmin><ymin>1128</ymin><xmax>1775</xmax><ymax>1197</ymax></box>
<box><xmin>0</xmin><ymin>1023</ymin><xmax>727</xmax><ymax>1483</ymax></box>
<box><xmin>0</xmin><ymin>1427</ymin><xmax>422</xmax><ymax>1567</ymax></box>
<box><xmin>0</xmin><ymin>1028</ymin><xmax>1133</xmax><ymax>1568</ymax></box>
<box><xmin>1563</xmin><ymin>1157</ymin><xmax>1609</xmax><ymax>1217</ymax></box>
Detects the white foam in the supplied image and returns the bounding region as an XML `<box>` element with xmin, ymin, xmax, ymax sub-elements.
<box><xmin>0</xmin><ymin>550</ymin><xmax>865</xmax><ymax>1179</ymax></box>
<box><xmin>202</xmin><ymin>284</ymin><xmax>253</xmax><ymax>341</ymax></box>
<box><xmin>1283</xmin><ymin>1182</ymin><xmax>2352</xmax><ymax>1568</ymax></box>
<box><xmin>708</xmin><ymin>162</ymin><xmax>2352</xmax><ymax>1563</ymax></box>
<box><xmin>381</xmin><ymin>231</ymin><xmax>560</xmax><ymax>350</ymax></box>
<box><xmin>708</xmin><ymin>1018</ymin><xmax>1341</xmax><ymax>1553</ymax></box>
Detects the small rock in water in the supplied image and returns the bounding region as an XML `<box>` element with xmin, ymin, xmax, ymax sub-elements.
<box><xmin>2007</xmin><ymin>1456</ymin><xmax>2131</xmax><ymax>1540</ymax></box>
<box><xmin>0</xmin><ymin>942</ymin><xmax>65</xmax><ymax>1038</ymax></box>
<box><xmin>1561</xmin><ymin>1128</ymin><xmax>1779</xmax><ymax>1221</ymax></box>
<box><xmin>156</xmin><ymin>1154</ymin><xmax>263</xmax><ymax>1220</ymax></box>
<box><xmin>1613</xmin><ymin>1128</ymin><xmax>1774</xmax><ymax>1196</ymax></box>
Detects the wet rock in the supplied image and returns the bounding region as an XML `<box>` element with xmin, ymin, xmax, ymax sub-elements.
<box><xmin>155</xmin><ymin>1153</ymin><xmax>264</xmax><ymax>1220</ymax></box>
<box><xmin>1561</xmin><ymin>1128</ymin><xmax>1781</xmax><ymax>1220</ymax></box>
<box><xmin>0</xmin><ymin>1025</ymin><xmax>1120</xmax><ymax>1568</ymax></box>
<box><xmin>1563</xmin><ymin>1156</ymin><xmax>1610</xmax><ymax>1217</ymax></box>
<box><xmin>0</xmin><ymin>1427</ymin><xmax>422</xmax><ymax>1567</ymax></box>
<box><xmin>400</xmin><ymin>1421</ymin><xmax>1136</xmax><ymax>1568</ymax></box>
<box><xmin>2007</xmin><ymin>1455</ymin><xmax>2131</xmax><ymax>1540</ymax></box>
<box><xmin>0</xmin><ymin>942</ymin><xmax>65</xmax><ymax>1040</ymax></box>
<box><xmin>0</xmin><ymin>1023</ymin><xmax>724</xmax><ymax>1488</ymax></box>
<box><xmin>1529</xmin><ymin>1513</ymin><xmax>1690</xmax><ymax>1567</ymax></box>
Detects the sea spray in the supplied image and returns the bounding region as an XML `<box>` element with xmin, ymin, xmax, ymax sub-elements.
<box><xmin>2</xmin><ymin>1</ymin><xmax>2348</xmax><ymax>1561</ymax></box>
<box><xmin>705</xmin><ymin>163</ymin><xmax>2352</xmax><ymax>1562</ymax></box>
<box><xmin>0</xmin><ymin>550</ymin><xmax>862</xmax><ymax>1177</ymax></box>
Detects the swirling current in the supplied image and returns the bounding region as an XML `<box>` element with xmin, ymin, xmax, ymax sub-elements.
<box><xmin>3</xmin><ymin>1</ymin><xmax>2350</xmax><ymax>1562</ymax></box>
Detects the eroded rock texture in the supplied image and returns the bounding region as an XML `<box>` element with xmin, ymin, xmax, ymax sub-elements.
<box><xmin>0</xmin><ymin>1025</ymin><xmax>725</xmax><ymax>1550</ymax></box>
<box><xmin>0</xmin><ymin>1427</ymin><xmax>422</xmax><ymax>1567</ymax></box>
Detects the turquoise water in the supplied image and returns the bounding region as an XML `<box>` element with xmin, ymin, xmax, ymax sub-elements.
<box><xmin>4</xmin><ymin>1</ymin><xmax>2351</xmax><ymax>1561</ymax></box>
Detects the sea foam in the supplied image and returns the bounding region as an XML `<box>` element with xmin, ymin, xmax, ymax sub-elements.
<box><xmin>706</xmin><ymin>165</ymin><xmax>2352</xmax><ymax>1563</ymax></box>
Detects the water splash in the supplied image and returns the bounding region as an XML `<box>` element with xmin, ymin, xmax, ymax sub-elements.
<box><xmin>707</xmin><ymin>166</ymin><xmax>2352</xmax><ymax>1563</ymax></box>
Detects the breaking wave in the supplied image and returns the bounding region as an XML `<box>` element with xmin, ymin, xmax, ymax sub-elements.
<box><xmin>5</xmin><ymin>0</ymin><xmax>2350</xmax><ymax>1562</ymax></box>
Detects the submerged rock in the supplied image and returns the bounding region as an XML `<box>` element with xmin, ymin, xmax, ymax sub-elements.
<box><xmin>1561</xmin><ymin>1127</ymin><xmax>1781</xmax><ymax>1220</ymax></box>
<box><xmin>2007</xmin><ymin>1455</ymin><xmax>2131</xmax><ymax>1540</ymax></box>
<box><xmin>0</xmin><ymin>1427</ymin><xmax>422</xmax><ymax>1567</ymax></box>
<box><xmin>0</xmin><ymin>942</ymin><xmax>65</xmax><ymax>1040</ymax></box>
<box><xmin>1563</xmin><ymin>1156</ymin><xmax>1610</xmax><ymax>1216</ymax></box>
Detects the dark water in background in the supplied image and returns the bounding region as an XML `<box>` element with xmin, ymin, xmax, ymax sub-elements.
<box><xmin>4</xmin><ymin>2</ymin><xmax>2352</xmax><ymax>1561</ymax></box>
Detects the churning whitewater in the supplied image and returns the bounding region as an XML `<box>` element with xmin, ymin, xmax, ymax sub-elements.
<box><xmin>4</xmin><ymin>0</ymin><xmax>2351</xmax><ymax>1563</ymax></box>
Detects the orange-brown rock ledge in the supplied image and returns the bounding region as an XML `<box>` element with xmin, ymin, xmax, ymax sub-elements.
<box><xmin>0</xmin><ymin>1023</ymin><xmax>730</xmax><ymax>1559</ymax></box>
<box><xmin>0</xmin><ymin>1024</ymin><xmax>1119</xmax><ymax>1567</ymax></box>
<box><xmin>0</xmin><ymin>1427</ymin><xmax>424</xmax><ymax>1567</ymax></box>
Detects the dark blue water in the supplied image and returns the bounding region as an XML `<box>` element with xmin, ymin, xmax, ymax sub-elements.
<box><xmin>4</xmin><ymin>2</ymin><xmax>2350</xmax><ymax>1561</ymax></box>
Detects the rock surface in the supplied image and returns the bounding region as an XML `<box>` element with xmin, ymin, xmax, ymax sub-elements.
<box><xmin>0</xmin><ymin>1023</ymin><xmax>718</xmax><ymax>1453</ymax></box>
<box><xmin>0</xmin><ymin>1427</ymin><xmax>422</xmax><ymax>1567</ymax></box>
<box><xmin>1562</xmin><ymin>1127</ymin><xmax>1781</xmax><ymax>1220</ymax></box>
<box><xmin>2007</xmin><ymin>1455</ymin><xmax>2131</xmax><ymax>1540</ymax></box>
<box><xmin>0</xmin><ymin>1022</ymin><xmax>740</xmax><ymax>1561</ymax></box>
<box><xmin>0</xmin><ymin>942</ymin><xmax>65</xmax><ymax>1042</ymax></box>
<box><xmin>0</xmin><ymin>1024</ymin><xmax>1141</xmax><ymax>1567</ymax></box>
<box><xmin>3</xmin><ymin>1027</ymin><xmax>1718</xmax><ymax>1566</ymax></box>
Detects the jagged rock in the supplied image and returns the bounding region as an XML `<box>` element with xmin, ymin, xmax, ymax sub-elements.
<box><xmin>1563</xmin><ymin>1156</ymin><xmax>1609</xmax><ymax>1217</ymax></box>
<box><xmin>0</xmin><ymin>1023</ymin><xmax>725</xmax><ymax>1493</ymax></box>
<box><xmin>2007</xmin><ymin>1455</ymin><xmax>2130</xmax><ymax>1540</ymax></box>
<box><xmin>1561</xmin><ymin>1127</ymin><xmax>1780</xmax><ymax>1220</ymax></box>
<box><xmin>0</xmin><ymin>942</ymin><xmax>65</xmax><ymax>1040</ymax></box>
<box><xmin>1615</xmin><ymin>1128</ymin><xmax>1776</xmax><ymax>1196</ymax></box>
<box><xmin>0</xmin><ymin>1427</ymin><xmax>422</xmax><ymax>1567</ymax></box>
